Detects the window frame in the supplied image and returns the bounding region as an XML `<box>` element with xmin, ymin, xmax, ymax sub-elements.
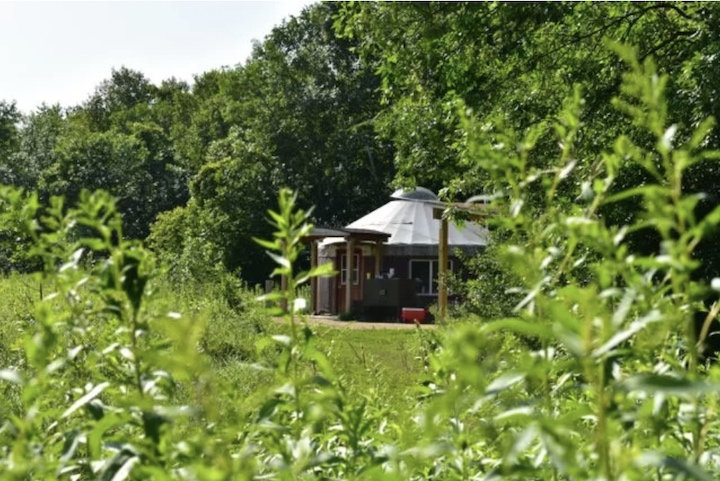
<box><xmin>340</xmin><ymin>252</ymin><xmax>361</xmax><ymax>286</ymax></box>
<box><xmin>409</xmin><ymin>258</ymin><xmax>454</xmax><ymax>295</ymax></box>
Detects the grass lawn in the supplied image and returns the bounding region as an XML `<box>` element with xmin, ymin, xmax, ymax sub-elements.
<box><xmin>207</xmin><ymin>324</ymin><xmax>432</xmax><ymax>423</ymax></box>
<box><xmin>311</xmin><ymin>326</ymin><xmax>429</xmax><ymax>404</ymax></box>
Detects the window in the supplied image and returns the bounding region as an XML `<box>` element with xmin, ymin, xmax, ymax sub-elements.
<box><xmin>409</xmin><ymin>259</ymin><xmax>453</xmax><ymax>295</ymax></box>
<box><xmin>340</xmin><ymin>253</ymin><xmax>360</xmax><ymax>285</ymax></box>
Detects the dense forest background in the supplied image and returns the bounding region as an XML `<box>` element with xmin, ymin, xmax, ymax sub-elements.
<box><xmin>2</xmin><ymin>2</ymin><xmax>720</xmax><ymax>285</ymax></box>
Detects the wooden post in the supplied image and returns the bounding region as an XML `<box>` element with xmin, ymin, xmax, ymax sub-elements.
<box><xmin>439</xmin><ymin>216</ymin><xmax>449</xmax><ymax>323</ymax></box>
<box><xmin>280</xmin><ymin>274</ymin><xmax>288</xmax><ymax>313</ymax></box>
<box><xmin>374</xmin><ymin>240</ymin><xmax>383</xmax><ymax>277</ymax></box>
<box><xmin>264</xmin><ymin>279</ymin><xmax>274</xmax><ymax>309</ymax></box>
<box><xmin>345</xmin><ymin>238</ymin><xmax>355</xmax><ymax>314</ymax></box>
<box><xmin>310</xmin><ymin>240</ymin><xmax>318</xmax><ymax>314</ymax></box>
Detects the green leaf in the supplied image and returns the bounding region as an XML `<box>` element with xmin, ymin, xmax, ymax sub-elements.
<box><xmin>257</xmin><ymin>397</ymin><xmax>282</xmax><ymax>421</ymax></box>
<box><xmin>105</xmin><ymin>454</ymin><xmax>139</xmax><ymax>481</ymax></box>
<box><xmin>272</xmin><ymin>335</ymin><xmax>291</xmax><ymax>346</ymax></box>
<box><xmin>593</xmin><ymin>310</ymin><xmax>662</xmax><ymax>358</ymax></box>
<box><xmin>266</xmin><ymin>251</ymin><xmax>291</xmax><ymax>269</ymax></box>
<box><xmin>481</xmin><ymin>318</ymin><xmax>553</xmax><ymax>340</ymax></box>
<box><xmin>62</xmin><ymin>382</ymin><xmax>110</xmax><ymax>418</ymax></box>
<box><xmin>80</xmin><ymin>237</ymin><xmax>108</xmax><ymax>251</ymax></box>
<box><xmin>622</xmin><ymin>374</ymin><xmax>719</xmax><ymax>396</ymax></box>
<box><xmin>88</xmin><ymin>413</ymin><xmax>127</xmax><ymax>459</ymax></box>
<box><xmin>59</xmin><ymin>429</ymin><xmax>84</xmax><ymax>463</ymax></box>
<box><xmin>688</xmin><ymin>117</ymin><xmax>716</xmax><ymax>150</ymax></box>
<box><xmin>636</xmin><ymin>451</ymin><xmax>714</xmax><ymax>481</ymax></box>
<box><xmin>306</xmin><ymin>349</ymin><xmax>336</xmax><ymax>381</ymax></box>
<box><xmin>486</xmin><ymin>373</ymin><xmax>524</xmax><ymax>396</ymax></box>
<box><xmin>605</xmin><ymin>184</ymin><xmax>668</xmax><ymax>204</ymax></box>
<box><xmin>506</xmin><ymin>425</ymin><xmax>538</xmax><ymax>463</ymax></box>
<box><xmin>254</xmin><ymin>236</ymin><xmax>280</xmax><ymax>250</ymax></box>
<box><xmin>0</xmin><ymin>369</ymin><xmax>23</xmax><ymax>384</ymax></box>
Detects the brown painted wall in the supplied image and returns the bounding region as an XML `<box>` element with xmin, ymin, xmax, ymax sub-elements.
<box><xmin>377</xmin><ymin>255</ymin><xmax>465</xmax><ymax>279</ymax></box>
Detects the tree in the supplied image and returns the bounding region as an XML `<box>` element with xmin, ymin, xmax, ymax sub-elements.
<box><xmin>8</xmin><ymin>104</ymin><xmax>65</xmax><ymax>190</ymax></box>
<box><xmin>337</xmin><ymin>2</ymin><xmax>720</xmax><ymax>197</ymax></box>
<box><xmin>83</xmin><ymin>66</ymin><xmax>156</xmax><ymax>131</ymax></box>
<box><xmin>0</xmin><ymin>100</ymin><xmax>21</xmax><ymax>185</ymax></box>
<box><xmin>151</xmin><ymin>2</ymin><xmax>396</xmax><ymax>283</ymax></box>
<box><xmin>336</xmin><ymin>2</ymin><xmax>720</xmax><ymax>283</ymax></box>
<box><xmin>0</xmin><ymin>68</ymin><xmax>192</xmax><ymax>241</ymax></box>
<box><xmin>150</xmin><ymin>132</ymin><xmax>275</xmax><ymax>285</ymax></box>
<box><xmin>242</xmin><ymin>2</ymin><xmax>395</xmax><ymax>225</ymax></box>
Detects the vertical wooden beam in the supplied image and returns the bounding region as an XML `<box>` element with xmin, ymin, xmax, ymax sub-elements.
<box><xmin>374</xmin><ymin>240</ymin><xmax>383</xmax><ymax>277</ymax></box>
<box><xmin>345</xmin><ymin>238</ymin><xmax>355</xmax><ymax>314</ymax></box>
<box><xmin>280</xmin><ymin>274</ymin><xmax>288</xmax><ymax>313</ymax></box>
<box><xmin>439</xmin><ymin>216</ymin><xmax>449</xmax><ymax>324</ymax></box>
<box><xmin>310</xmin><ymin>240</ymin><xmax>318</xmax><ymax>314</ymax></box>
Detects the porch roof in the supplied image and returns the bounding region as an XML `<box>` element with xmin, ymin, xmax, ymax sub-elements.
<box><xmin>302</xmin><ymin>227</ymin><xmax>390</xmax><ymax>243</ymax></box>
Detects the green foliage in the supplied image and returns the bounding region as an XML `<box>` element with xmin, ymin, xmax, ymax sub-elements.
<box><xmin>8</xmin><ymin>4</ymin><xmax>720</xmax><ymax>478</ymax></box>
<box><xmin>0</xmin><ymin>190</ymin><xmax>182</xmax><ymax>478</ymax></box>
<box><xmin>242</xmin><ymin>2</ymin><xmax>395</xmax><ymax>224</ymax></box>
<box><xmin>338</xmin><ymin>2</ymin><xmax>720</xmax><ymax>198</ymax></box>
<box><xmin>428</xmin><ymin>47</ymin><xmax>720</xmax><ymax>479</ymax></box>
<box><xmin>189</xmin><ymin>140</ymin><xmax>274</xmax><ymax>284</ymax></box>
<box><xmin>196</xmin><ymin>284</ymin><xmax>270</xmax><ymax>364</ymax></box>
<box><xmin>151</xmin><ymin>2</ymin><xmax>394</xmax><ymax>284</ymax></box>
<box><xmin>7</xmin><ymin>58</ymin><xmax>720</xmax><ymax>475</ymax></box>
<box><xmin>0</xmin><ymin>100</ymin><xmax>21</xmax><ymax>183</ymax></box>
<box><xmin>106</xmin><ymin>2</ymin><xmax>397</xmax><ymax>284</ymax></box>
<box><xmin>9</xmin><ymin>105</ymin><xmax>65</xmax><ymax>190</ymax></box>
<box><xmin>0</xmin><ymin>186</ymin><xmax>41</xmax><ymax>273</ymax></box>
<box><xmin>450</xmin><ymin>238</ymin><xmax>523</xmax><ymax>321</ymax></box>
<box><xmin>147</xmin><ymin>203</ymin><xmax>226</xmax><ymax>287</ymax></box>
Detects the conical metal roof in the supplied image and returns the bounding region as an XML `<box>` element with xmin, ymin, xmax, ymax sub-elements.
<box><xmin>346</xmin><ymin>190</ymin><xmax>488</xmax><ymax>247</ymax></box>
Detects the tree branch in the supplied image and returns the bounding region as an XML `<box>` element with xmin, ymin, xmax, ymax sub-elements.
<box><xmin>639</xmin><ymin>30</ymin><xmax>696</xmax><ymax>63</ymax></box>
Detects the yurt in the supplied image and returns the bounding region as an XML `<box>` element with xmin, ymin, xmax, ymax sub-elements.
<box><xmin>312</xmin><ymin>187</ymin><xmax>489</xmax><ymax>316</ymax></box>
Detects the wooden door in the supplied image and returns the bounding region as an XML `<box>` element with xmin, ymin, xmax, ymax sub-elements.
<box><xmin>335</xmin><ymin>248</ymin><xmax>363</xmax><ymax>314</ymax></box>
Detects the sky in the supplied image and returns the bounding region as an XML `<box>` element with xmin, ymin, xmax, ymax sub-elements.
<box><xmin>0</xmin><ymin>1</ymin><xmax>313</xmax><ymax>113</ymax></box>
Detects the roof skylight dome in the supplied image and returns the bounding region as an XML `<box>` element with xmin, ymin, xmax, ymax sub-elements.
<box><xmin>390</xmin><ymin>186</ymin><xmax>438</xmax><ymax>202</ymax></box>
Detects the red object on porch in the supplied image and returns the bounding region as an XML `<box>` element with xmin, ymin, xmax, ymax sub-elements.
<box><xmin>401</xmin><ymin>307</ymin><xmax>427</xmax><ymax>324</ymax></box>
